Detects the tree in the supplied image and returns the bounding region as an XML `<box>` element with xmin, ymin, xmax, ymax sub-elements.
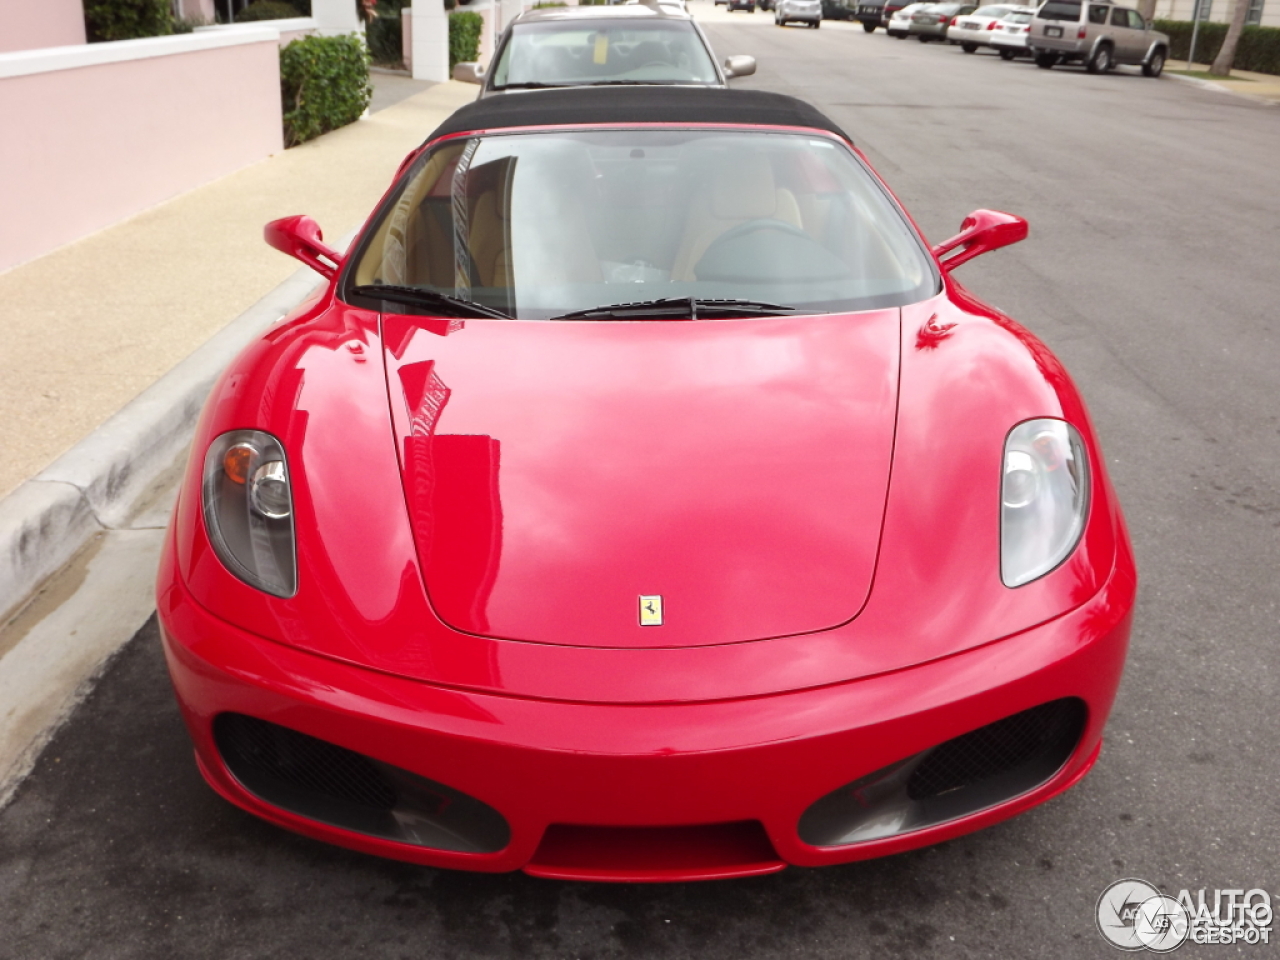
<box><xmin>1210</xmin><ymin>0</ymin><xmax>1250</xmax><ymax>76</ymax></box>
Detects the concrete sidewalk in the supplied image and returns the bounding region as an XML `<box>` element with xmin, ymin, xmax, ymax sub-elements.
<box><xmin>1167</xmin><ymin>60</ymin><xmax>1280</xmax><ymax>104</ymax></box>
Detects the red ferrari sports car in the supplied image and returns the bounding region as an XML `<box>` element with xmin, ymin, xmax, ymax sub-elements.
<box><xmin>157</xmin><ymin>87</ymin><xmax>1136</xmax><ymax>882</ymax></box>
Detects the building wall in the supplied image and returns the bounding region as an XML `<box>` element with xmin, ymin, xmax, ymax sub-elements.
<box><xmin>0</xmin><ymin>29</ymin><xmax>284</xmax><ymax>273</ymax></box>
<box><xmin>0</xmin><ymin>0</ymin><xmax>86</xmax><ymax>53</ymax></box>
<box><xmin>1151</xmin><ymin>0</ymin><xmax>1279</xmax><ymax>29</ymax></box>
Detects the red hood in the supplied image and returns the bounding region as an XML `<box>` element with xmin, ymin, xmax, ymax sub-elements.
<box><xmin>383</xmin><ymin>311</ymin><xmax>900</xmax><ymax>649</ymax></box>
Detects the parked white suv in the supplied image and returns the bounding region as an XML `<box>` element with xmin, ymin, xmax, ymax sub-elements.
<box><xmin>1028</xmin><ymin>0</ymin><xmax>1169</xmax><ymax>75</ymax></box>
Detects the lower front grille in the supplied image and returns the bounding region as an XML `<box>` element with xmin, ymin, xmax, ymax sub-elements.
<box><xmin>798</xmin><ymin>698</ymin><xmax>1087</xmax><ymax>847</ymax></box>
<box><xmin>214</xmin><ymin>713</ymin><xmax>510</xmax><ymax>854</ymax></box>
<box><xmin>908</xmin><ymin>699</ymin><xmax>1084</xmax><ymax>801</ymax></box>
<box><xmin>526</xmin><ymin>822</ymin><xmax>785</xmax><ymax>883</ymax></box>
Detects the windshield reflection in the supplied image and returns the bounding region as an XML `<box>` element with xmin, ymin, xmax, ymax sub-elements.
<box><xmin>347</xmin><ymin>130</ymin><xmax>935</xmax><ymax>320</ymax></box>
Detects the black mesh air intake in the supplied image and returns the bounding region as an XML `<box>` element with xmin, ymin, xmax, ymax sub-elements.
<box><xmin>216</xmin><ymin>713</ymin><xmax>397</xmax><ymax>811</ymax></box>
<box><xmin>213</xmin><ymin>713</ymin><xmax>510</xmax><ymax>854</ymax></box>
<box><xmin>799</xmin><ymin>698</ymin><xmax>1088</xmax><ymax>848</ymax></box>
<box><xmin>907</xmin><ymin>698</ymin><xmax>1086</xmax><ymax>801</ymax></box>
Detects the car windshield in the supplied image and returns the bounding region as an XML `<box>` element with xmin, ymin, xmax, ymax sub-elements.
<box><xmin>490</xmin><ymin>20</ymin><xmax>719</xmax><ymax>88</ymax></box>
<box><xmin>973</xmin><ymin>5</ymin><xmax>1011</xmax><ymax>15</ymax></box>
<box><xmin>1004</xmin><ymin>11</ymin><xmax>1032</xmax><ymax>20</ymax></box>
<box><xmin>346</xmin><ymin>129</ymin><xmax>936</xmax><ymax>321</ymax></box>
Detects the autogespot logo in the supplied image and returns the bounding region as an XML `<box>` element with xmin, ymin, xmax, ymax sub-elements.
<box><xmin>1097</xmin><ymin>879</ymin><xmax>1189</xmax><ymax>952</ymax></box>
<box><xmin>1097</xmin><ymin>878</ymin><xmax>1274</xmax><ymax>952</ymax></box>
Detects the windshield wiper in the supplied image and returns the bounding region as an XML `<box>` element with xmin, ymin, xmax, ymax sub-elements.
<box><xmin>549</xmin><ymin>297</ymin><xmax>796</xmax><ymax>322</ymax></box>
<box><xmin>492</xmin><ymin>81</ymin><xmax>574</xmax><ymax>90</ymax></box>
<box><xmin>350</xmin><ymin>284</ymin><xmax>511</xmax><ymax>320</ymax></box>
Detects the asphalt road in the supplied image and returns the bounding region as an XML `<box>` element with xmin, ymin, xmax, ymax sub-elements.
<box><xmin>2</xmin><ymin>12</ymin><xmax>1279</xmax><ymax>959</ymax></box>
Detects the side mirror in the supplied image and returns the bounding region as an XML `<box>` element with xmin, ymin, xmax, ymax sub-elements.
<box><xmin>452</xmin><ymin>62</ymin><xmax>485</xmax><ymax>84</ymax></box>
<box><xmin>723</xmin><ymin>55</ymin><xmax>757</xmax><ymax>79</ymax></box>
<box><xmin>264</xmin><ymin>215</ymin><xmax>343</xmax><ymax>279</ymax></box>
<box><xmin>931</xmin><ymin>209</ymin><xmax>1027</xmax><ymax>272</ymax></box>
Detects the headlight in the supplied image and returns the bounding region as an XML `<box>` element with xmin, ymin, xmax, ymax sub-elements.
<box><xmin>202</xmin><ymin>430</ymin><xmax>297</xmax><ymax>597</ymax></box>
<box><xmin>1000</xmin><ymin>419</ymin><xmax>1088</xmax><ymax>587</ymax></box>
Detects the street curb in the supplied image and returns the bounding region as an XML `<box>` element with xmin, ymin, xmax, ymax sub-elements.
<box><xmin>0</xmin><ymin>262</ymin><xmax>327</xmax><ymax>624</ymax></box>
<box><xmin>1166</xmin><ymin>71</ymin><xmax>1279</xmax><ymax>106</ymax></box>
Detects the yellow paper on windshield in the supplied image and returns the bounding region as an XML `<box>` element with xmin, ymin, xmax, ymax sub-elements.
<box><xmin>593</xmin><ymin>33</ymin><xmax>609</xmax><ymax>64</ymax></box>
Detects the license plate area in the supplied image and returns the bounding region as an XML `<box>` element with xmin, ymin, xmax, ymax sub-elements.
<box><xmin>1045</xmin><ymin>24</ymin><xmax>1063</xmax><ymax>36</ymax></box>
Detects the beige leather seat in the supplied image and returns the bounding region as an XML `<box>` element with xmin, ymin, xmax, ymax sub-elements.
<box><xmin>670</xmin><ymin>155</ymin><xmax>803</xmax><ymax>282</ymax></box>
<box><xmin>469</xmin><ymin>189</ymin><xmax>511</xmax><ymax>288</ymax></box>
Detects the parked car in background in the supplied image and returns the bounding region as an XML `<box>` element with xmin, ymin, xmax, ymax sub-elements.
<box><xmin>820</xmin><ymin>0</ymin><xmax>857</xmax><ymax>20</ymax></box>
<box><xmin>728</xmin><ymin>0</ymin><xmax>758</xmax><ymax>10</ymax></box>
<box><xmin>946</xmin><ymin>3</ymin><xmax>1033</xmax><ymax>52</ymax></box>
<box><xmin>909</xmin><ymin>1</ymin><xmax>977</xmax><ymax>41</ymax></box>
<box><xmin>777</xmin><ymin>0</ymin><xmax>824</xmax><ymax>25</ymax></box>
<box><xmin>817</xmin><ymin>0</ymin><xmax>883</xmax><ymax>27</ymax></box>
<box><xmin>1028</xmin><ymin>0</ymin><xmax>1169</xmax><ymax>74</ymax></box>
<box><xmin>453</xmin><ymin>4</ymin><xmax>757</xmax><ymax>95</ymax></box>
<box><xmin>853</xmin><ymin>0</ymin><xmax>886</xmax><ymax>30</ymax></box>
<box><xmin>887</xmin><ymin>1</ymin><xmax>929</xmax><ymax>35</ymax></box>
<box><xmin>989</xmin><ymin>8</ymin><xmax>1035</xmax><ymax>57</ymax></box>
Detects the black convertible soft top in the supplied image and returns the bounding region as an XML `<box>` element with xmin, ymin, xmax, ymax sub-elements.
<box><xmin>425</xmin><ymin>87</ymin><xmax>852</xmax><ymax>145</ymax></box>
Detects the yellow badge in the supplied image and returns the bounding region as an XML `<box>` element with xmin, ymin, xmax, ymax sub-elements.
<box><xmin>639</xmin><ymin>595</ymin><xmax>663</xmax><ymax>626</ymax></box>
<box><xmin>593</xmin><ymin>33</ymin><xmax>609</xmax><ymax>65</ymax></box>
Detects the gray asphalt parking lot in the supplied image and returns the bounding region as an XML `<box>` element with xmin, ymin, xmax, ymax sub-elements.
<box><xmin>2</xmin><ymin>8</ymin><xmax>1279</xmax><ymax>958</ymax></box>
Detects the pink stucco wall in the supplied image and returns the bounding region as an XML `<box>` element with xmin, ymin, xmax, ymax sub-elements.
<box><xmin>0</xmin><ymin>0</ymin><xmax>86</xmax><ymax>52</ymax></box>
<box><xmin>0</xmin><ymin>35</ymin><xmax>284</xmax><ymax>273</ymax></box>
<box><xmin>176</xmin><ymin>0</ymin><xmax>218</xmax><ymax>21</ymax></box>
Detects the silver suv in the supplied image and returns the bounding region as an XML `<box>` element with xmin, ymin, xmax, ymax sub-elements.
<box><xmin>1028</xmin><ymin>0</ymin><xmax>1169</xmax><ymax>76</ymax></box>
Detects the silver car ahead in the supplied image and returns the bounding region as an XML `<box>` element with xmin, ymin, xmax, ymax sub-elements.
<box><xmin>453</xmin><ymin>4</ymin><xmax>757</xmax><ymax>95</ymax></box>
<box><xmin>1028</xmin><ymin>0</ymin><xmax>1169</xmax><ymax>75</ymax></box>
<box><xmin>776</xmin><ymin>0</ymin><xmax>824</xmax><ymax>26</ymax></box>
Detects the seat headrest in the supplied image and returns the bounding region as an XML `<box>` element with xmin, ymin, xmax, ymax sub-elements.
<box><xmin>710</xmin><ymin>155</ymin><xmax>777</xmax><ymax>220</ymax></box>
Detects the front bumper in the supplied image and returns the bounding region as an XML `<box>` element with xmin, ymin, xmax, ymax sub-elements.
<box><xmin>159</xmin><ymin>558</ymin><xmax>1133</xmax><ymax>881</ymax></box>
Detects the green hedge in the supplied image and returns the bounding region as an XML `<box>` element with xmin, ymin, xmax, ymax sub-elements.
<box><xmin>236</xmin><ymin>0</ymin><xmax>305</xmax><ymax>21</ymax></box>
<box><xmin>449</xmin><ymin>11</ymin><xmax>483</xmax><ymax>68</ymax></box>
<box><xmin>1153</xmin><ymin>19</ymin><xmax>1280</xmax><ymax>74</ymax></box>
<box><xmin>280</xmin><ymin>34</ymin><xmax>372</xmax><ymax>147</ymax></box>
<box><xmin>83</xmin><ymin>0</ymin><xmax>172</xmax><ymax>42</ymax></box>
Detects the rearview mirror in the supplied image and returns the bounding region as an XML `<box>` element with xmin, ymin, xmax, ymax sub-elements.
<box><xmin>931</xmin><ymin>209</ymin><xmax>1028</xmax><ymax>272</ymax></box>
<box><xmin>264</xmin><ymin>215</ymin><xmax>343</xmax><ymax>279</ymax></box>
<box><xmin>452</xmin><ymin>62</ymin><xmax>485</xmax><ymax>84</ymax></box>
<box><xmin>723</xmin><ymin>55</ymin><xmax>757</xmax><ymax>79</ymax></box>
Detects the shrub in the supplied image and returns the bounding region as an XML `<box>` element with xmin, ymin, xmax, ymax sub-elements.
<box><xmin>280</xmin><ymin>34</ymin><xmax>372</xmax><ymax>147</ymax></box>
<box><xmin>1152</xmin><ymin>20</ymin><xmax>1280</xmax><ymax>74</ymax></box>
<box><xmin>171</xmin><ymin>15</ymin><xmax>212</xmax><ymax>33</ymax></box>
<box><xmin>449</xmin><ymin>10</ymin><xmax>483</xmax><ymax>68</ymax></box>
<box><xmin>236</xmin><ymin>0</ymin><xmax>306</xmax><ymax>21</ymax></box>
<box><xmin>83</xmin><ymin>0</ymin><xmax>172</xmax><ymax>42</ymax></box>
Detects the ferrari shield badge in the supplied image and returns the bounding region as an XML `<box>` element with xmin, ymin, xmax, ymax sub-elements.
<box><xmin>639</xmin><ymin>595</ymin><xmax>663</xmax><ymax>626</ymax></box>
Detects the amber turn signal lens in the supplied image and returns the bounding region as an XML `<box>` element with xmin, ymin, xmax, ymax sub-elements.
<box><xmin>222</xmin><ymin>443</ymin><xmax>256</xmax><ymax>485</ymax></box>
